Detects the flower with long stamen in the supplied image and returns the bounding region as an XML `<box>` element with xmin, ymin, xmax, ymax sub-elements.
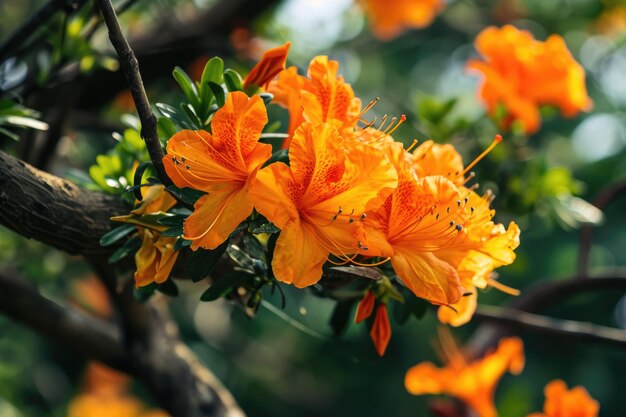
<box><xmin>163</xmin><ymin>91</ymin><xmax>272</xmax><ymax>250</ymax></box>
<box><xmin>405</xmin><ymin>336</ymin><xmax>525</xmax><ymax>417</ymax></box>
<box><xmin>248</xmin><ymin>121</ymin><xmax>397</xmax><ymax>287</ymax></box>
<box><xmin>527</xmin><ymin>380</ymin><xmax>599</xmax><ymax>417</ymax></box>
<box><xmin>268</xmin><ymin>56</ymin><xmax>362</xmax><ymax>148</ymax></box>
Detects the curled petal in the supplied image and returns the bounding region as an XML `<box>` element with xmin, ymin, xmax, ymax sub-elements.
<box><xmin>355</xmin><ymin>290</ymin><xmax>375</xmax><ymax>323</ymax></box>
<box><xmin>370</xmin><ymin>304</ymin><xmax>391</xmax><ymax>356</ymax></box>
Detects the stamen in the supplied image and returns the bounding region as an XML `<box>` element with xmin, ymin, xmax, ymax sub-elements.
<box><xmin>405</xmin><ymin>139</ymin><xmax>419</xmax><ymax>153</ymax></box>
<box><xmin>351</xmin><ymin>257</ymin><xmax>391</xmax><ymax>267</ymax></box>
<box><xmin>385</xmin><ymin>114</ymin><xmax>406</xmax><ymax>135</ymax></box>
<box><xmin>488</xmin><ymin>278</ymin><xmax>520</xmax><ymax>296</ymax></box>
<box><xmin>460</xmin><ymin>135</ymin><xmax>502</xmax><ymax>177</ymax></box>
<box><xmin>360</xmin><ymin>97</ymin><xmax>379</xmax><ymax>116</ymax></box>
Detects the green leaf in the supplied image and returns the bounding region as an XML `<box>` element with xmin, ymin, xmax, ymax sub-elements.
<box><xmin>134</xmin><ymin>282</ymin><xmax>157</xmax><ymax>302</ymax></box>
<box><xmin>108</xmin><ymin>235</ymin><xmax>141</xmax><ymax>263</ymax></box>
<box><xmin>0</xmin><ymin>126</ymin><xmax>19</xmax><ymax>140</ymax></box>
<box><xmin>200</xmin><ymin>57</ymin><xmax>224</xmax><ymax>89</ymax></box>
<box><xmin>156</xmin><ymin>214</ymin><xmax>186</xmax><ymax>227</ymax></box>
<box><xmin>160</xmin><ymin>227</ymin><xmax>182</xmax><ymax>237</ymax></box>
<box><xmin>166</xmin><ymin>185</ymin><xmax>206</xmax><ymax>205</ymax></box>
<box><xmin>226</xmin><ymin>244</ymin><xmax>256</xmax><ymax>273</ymax></box>
<box><xmin>157</xmin><ymin>279</ymin><xmax>179</xmax><ymax>296</ymax></box>
<box><xmin>0</xmin><ymin>115</ymin><xmax>48</xmax><ymax>131</ymax></box>
<box><xmin>258</xmin><ymin>92</ymin><xmax>274</xmax><ymax>105</ymax></box>
<box><xmin>243</xmin><ymin>234</ymin><xmax>265</xmax><ymax>260</ymax></box>
<box><xmin>173</xmin><ymin>66</ymin><xmax>200</xmax><ymax>109</ymax></box>
<box><xmin>180</xmin><ymin>102</ymin><xmax>202</xmax><ymax>129</ymax></box>
<box><xmin>188</xmin><ymin>242</ymin><xmax>228</xmax><ymax>282</ymax></box>
<box><xmin>329</xmin><ymin>299</ymin><xmax>357</xmax><ymax>337</ymax></box>
<box><xmin>173</xmin><ymin>237</ymin><xmax>191</xmax><ymax>251</ymax></box>
<box><xmin>248</xmin><ymin>220</ymin><xmax>280</xmax><ymax>234</ymax></box>
<box><xmin>208</xmin><ymin>82</ymin><xmax>225</xmax><ymax>107</ymax></box>
<box><xmin>262</xmin><ymin>149</ymin><xmax>289</xmax><ymax>168</ymax></box>
<box><xmin>224</xmin><ymin>69</ymin><xmax>243</xmax><ymax>92</ymax></box>
<box><xmin>100</xmin><ymin>224</ymin><xmax>136</xmax><ymax>247</ymax></box>
<box><xmin>157</xmin><ymin>117</ymin><xmax>177</xmax><ymax>141</ymax></box>
<box><xmin>200</xmin><ymin>271</ymin><xmax>250</xmax><ymax>302</ymax></box>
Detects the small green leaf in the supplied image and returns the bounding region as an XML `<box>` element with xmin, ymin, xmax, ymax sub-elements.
<box><xmin>166</xmin><ymin>185</ymin><xmax>206</xmax><ymax>205</ymax></box>
<box><xmin>200</xmin><ymin>57</ymin><xmax>224</xmax><ymax>89</ymax></box>
<box><xmin>156</xmin><ymin>214</ymin><xmax>186</xmax><ymax>227</ymax></box>
<box><xmin>262</xmin><ymin>149</ymin><xmax>289</xmax><ymax>168</ymax></box>
<box><xmin>200</xmin><ymin>271</ymin><xmax>250</xmax><ymax>302</ymax></box>
<box><xmin>224</xmin><ymin>69</ymin><xmax>243</xmax><ymax>92</ymax></box>
<box><xmin>258</xmin><ymin>92</ymin><xmax>274</xmax><ymax>105</ymax></box>
<box><xmin>188</xmin><ymin>242</ymin><xmax>228</xmax><ymax>282</ymax></box>
<box><xmin>160</xmin><ymin>227</ymin><xmax>182</xmax><ymax>237</ymax></box>
<box><xmin>208</xmin><ymin>82</ymin><xmax>225</xmax><ymax>107</ymax></box>
<box><xmin>157</xmin><ymin>117</ymin><xmax>177</xmax><ymax>141</ymax></box>
<box><xmin>330</xmin><ymin>299</ymin><xmax>357</xmax><ymax>337</ymax></box>
<box><xmin>157</xmin><ymin>279</ymin><xmax>179</xmax><ymax>296</ymax></box>
<box><xmin>248</xmin><ymin>220</ymin><xmax>280</xmax><ymax>234</ymax></box>
<box><xmin>0</xmin><ymin>115</ymin><xmax>48</xmax><ymax>131</ymax></box>
<box><xmin>180</xmin><ymin>102</ymin><xmax>202</xmax><ymax>129</ymax></box>
<box><xmin>173</xmin><ymin>66</ymin><xmax>200</xmax><ymax>109</ymax></box>
<box><xmin>226</xmin><ymin>244</ymin><xmax>256</xmax><ymax>272</ymax></box>
<box><xmin>243</xmin><ymin>234</ymin><xmax>265</xmax><ymax>260</ymax></box>
<box><xmin>100</xmin><ymin>224</ymin><xmax>136</xmax><ymax>247</ymax></box>
<box><xmin>134</xmin><ymin>282</ymin><xmax>157</xmax><ymax>302</ymax></box>
<box><xmin>108</xmin><ymin>235</ymin><xmax>141</xmax><ymax>263</ymax></box>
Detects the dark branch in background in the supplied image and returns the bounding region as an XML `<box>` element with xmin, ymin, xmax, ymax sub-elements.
<box><xmin>0</xmin><ymin>149</ymin><xmax>126</xmax><ymax>255</ymax></box>
<box><xmin>474</xmin><ymin>305</ymin><xmax>626</xmax><ymax>350</ymax></box>
<box><xmin>578</xmin><ymin>179</ymin><xmax>626</xmax><ymax>276</ymax></box>
<box><xmin>469</xmin><ymin>273</ymin><xmax>626</xmax><ymax>355</ymax></box>
<box><xmin>97</xmin><ymin>0</ymin><xmax>171</xmax><ymax>187</ymax></box>
<box><xmin>0</xmin><ymin>0</ymin><xmax>86</xmax><ymax>63</ymax></box>
<box><xmin>0</xmin><ymin>272</ymin><xmax>129</xmax><ymax>370</ymax></box>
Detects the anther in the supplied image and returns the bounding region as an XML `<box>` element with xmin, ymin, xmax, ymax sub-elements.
<box><xmin>449</xmin><ymin>221</ymin><xmax>455</xmax><ymax>227</ymax></box>
<box><xmin>455</xmin><ymin>224</ymin><xmax>463</xmax><ymax>231</ymax></box>
<box><xmin>457</xmin><ymin>200</ymin><xmax>461</xmax><ymax>207</ymax></box>
<box><xmin>360</xmin><ymin>213</ymin><xmax>367</xmax><ymax>220</ymax></box>
<box><xmin>185</xmin><ymin>164</ymin><xmax>191</xmax><ymax>170</ymax></box>
<box><xmin>358</xmin><ymin>241</ymin><xmax>369</xmax><ymax>251</ymax></box>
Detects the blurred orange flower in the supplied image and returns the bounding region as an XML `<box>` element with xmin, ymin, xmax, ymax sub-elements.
<box><xmin>68</xmin><ymin>363</ymin><xmax>170</xmax><ymax>417</ymax></box>
<box><xmin>405</xmin><ymin>336</ymin><xmax>525</xmax><ymax>417</ymax></box>
<box><xmin>527</xmin><ymin>380</ymin><xmax>599</xmax><ymax>417</ymax></box>
<box><xmin>243</xmin><ymin>42</ymin><xmax>291</xmax><ymax>89</ymax></box>
<box><xmin>359</xmin><ymin>0</ymin><xmax>446</xmax><ymax>40</ymax></box>
<box><xmin>468</xmin><ymin>25</ymin><xmax>591</xmax><ymax>134</ymax></box>
<box><xmin>268</xmin><ymin>56</ymin><xmax>361</xmax><ymax>148</ymax></box>
<box><xmin>163</xmin><ymin>91</ymin><xmax>272</xmax><ymax>250</ymax></box>
<box><xmin>596</xmin><ymin>6</ymin><xmax>626</xmax><ymax>38</ymax></box>
<box><xmin>249</xmin><ymin>122</ymin><xmax>397</xmax><ymax>287</ymax></box>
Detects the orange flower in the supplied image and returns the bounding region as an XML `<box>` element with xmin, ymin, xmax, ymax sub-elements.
<box><xmin>355</xmin><ymin>290</ymin><xmax>376</xmax><ymax>323</ymax></box>
<box><xmin>370</xmin><ymin>303</ymin><xmax>391</xmax><ymax>356</ymax></box>
<box><xmin>360</xmin><ymin>141</ymin><xmax>466</xmax><ymax>305</ymax></box>
<box><xmin>468</xmin><ymin>25</ymin><xmax>591</xmax><ymax>134</ymax></box>
<box><xmin>410</xmin><ymin>140</ymin><xmax>520</xmax><ymax>324</ymax></box>
<box><xmin>596</xmin><ymin>6</ymin><xmax>626</xmax><ymax>38</ymax></box>
<box><xmin>359</xmin><ymin>0</ymin><xmax>446</xmax><ymax>40</ymax></box>
<box><xmin>243</xmin><ymin>42</ymin><xmax>291</xmax><ymax>89</ymax></box>
<box><xmin>112</xmin><ymin>185</ymin><xmax>180</xmax><ymax>287</ymax></box>
<box><xmin>527</xmin><ymin>380</ymin><xmax>599</xmax><ymax>417</ymax></box>
<box><xmin>69</xmin><ymin>363</ymin><xmax>170</xmax><ymax>417</ymax></box>
<box><xmin>268</xmin><ymin>56</ymin><xmax>361</xmax><ymax>148</ymax></box>
<box><xmin>248</xmin><ymin>122</ymin><xmax>397</xmax><ymax>287</ymax></box>
<box><xmin>405</xmin><ymin>336</ymin><xmax>525</xmax><ymax>417</ymax></box>
<box><xmin>163</xmin><ymin>91</ymin><xmax>272</xmax><ymax>250</ymax></box>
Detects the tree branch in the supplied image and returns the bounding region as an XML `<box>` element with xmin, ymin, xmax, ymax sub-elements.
<box><xmin>469</xmin><ymin>273</ymin><xmax>626</xmax><ymax>355</ymax></box>
<box><xmin>97</xmin><ymin>0</ymin><xmax>171</xmax><ymax>186</ymax></box>
<box><xmin>0</xmin><ymin>272</ymin><xmax>129</xmax><ymax>370</ymax></box>
<box><xmin>474</xmin><ymin>305</ymin><xmax>626</xmax><ymax>349</ymax></box>
<box><xmin>0</xmin><ymin>149</ymin><xmax>126</xmax><ymax>255</ymax></box>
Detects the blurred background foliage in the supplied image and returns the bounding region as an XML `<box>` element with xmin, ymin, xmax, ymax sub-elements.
<box><xmin>1</xmin><ymin>0</ymin><xmax>626</xmax><ymax>416</ymax></box>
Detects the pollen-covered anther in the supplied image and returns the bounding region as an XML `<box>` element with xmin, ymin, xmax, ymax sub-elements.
<box><xmin>358</xmin><ymin>241</ymin><xmax>369</xmax><ymax>251</ymax></box>
<box><xmin>455</xmin><ymin>224</ymin><xmax>463</xmax><ymax>231</ymax></box>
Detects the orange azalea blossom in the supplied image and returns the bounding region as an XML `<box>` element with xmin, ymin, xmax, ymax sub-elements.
<box><xmin>359</xmin><ymin>0</ymin><xmax>446</xmax><ymax>40</ymax></box>
<box><xmin>355</xmin><ymin>290</ymin><xmax>376</xmax><ymax>323</ymax></box>
<box><xmin>411</xmin><ymin>139</ymin><xmax>520</xmax><ymax>324</ymax></box>
<box><xmin>527</xmin><ymin>380</ymin><xmax>599</xmax><ymax>417</ymax></box>
<box><xmin>243</xmin><ymin>42</ymin><xmax>290</xmax><ymax>89</ymax></box>
<box><xmin>163</xmin><ymin>91</ymin><xmax>272</xmax><ymax>250</ymax></box>
<box><xmin>370</xmin><ymin>303</ymin><xmax>391</xmax><ymax>356</ymax></box>
<box><xmin>405</xmin><ymin>336</ymin><xmax>525</xmax><ymax>417</ymax></box>
<box><xmin>112</xmin><ymin>185</ymin><xmax>179</xmax><ymax>287</ymax></box>
<box><xmin>468</xmin><ymin>25</ymin><xmax>591</xmax><ymax>134</ymax></box>
<box><xmin>248</xmin><ymin>121</ymin><xmax>397</xmax><ymax>287</ymax></box>
<box><xmin>268</xmin><ymin>56</ymin><xmax>361</xmax><ymax>148</ymax></box>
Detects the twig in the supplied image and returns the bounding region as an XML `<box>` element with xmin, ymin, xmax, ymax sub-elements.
<box><xmin>474</xmin><ymin>305</ymin><xmax>626</xmax><ymax>349</ymax></box>
<box><xmin>469</xmin><ymin>273</ymin><xmax>626</xmax><ymax>355</ymax></box>
<box><xmin>97</xmin><ymin>0</ymin><xmax>171</xmax><ymax>187</ymax></box>
<box><xmin>578</xmin><ymin>179</ymin><xmax>626</xmax><ymax>276</ymax></box>
<box><xmin>0</xmin><ymin>0</ymin><xmax>85</xmax><ymax>63</ymax></box>
<box><xmin>0</xmin><ymin>272</ymin><xmax>130</xmax><ymax>370</ymax></box>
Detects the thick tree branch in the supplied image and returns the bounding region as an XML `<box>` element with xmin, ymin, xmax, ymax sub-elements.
<box><xmin>0</xmin><ymin>149</ymin><xmax>126</xmax><ymax>255</ymax></box>
<box><xmin>474</xmin><ymin>305</ymin><xmax>626</xmax><ymax>349</ymax></box>
<box><xmin>97</xmin><ymin>0</ymin><xmax>171</xmax><ymax>186</ymax></box>
<box><xmin>0</xmin><ymin>272</ymin><xmax>129</xmax><ymax>370</ymax></box>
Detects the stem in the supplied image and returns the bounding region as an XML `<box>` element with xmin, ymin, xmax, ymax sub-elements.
<box><xmin>97</xmin><ymin>0</ymin><xmax>171</xmax><ymax>186</ymax></box>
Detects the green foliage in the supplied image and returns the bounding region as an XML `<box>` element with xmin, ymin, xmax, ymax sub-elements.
<box><xmin>0</xmin><ymin>99</ymin><xmax>48</xmax><ymax>140</ymax></box>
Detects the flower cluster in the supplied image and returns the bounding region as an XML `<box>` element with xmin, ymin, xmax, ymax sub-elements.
<box><xmin>359</xmin><ymin>0</ymin><xmax>446</xmax><ymax>40</ymax></box>
<box><xmin>468</xmin><ymin>25</ymin><xmax>591</xmax><ymax>134</ymax></box>
<box><xmin>149</xmin><ymin>47</ymin><xmax>520</xmax><ymax>355</ymax></box>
